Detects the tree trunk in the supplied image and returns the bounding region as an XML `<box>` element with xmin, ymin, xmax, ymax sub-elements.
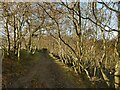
<box><xmin>6</xmin><ymin>18</ymin><xmax>10</xmax><ymax>56</ymax></box>
<box><xmin>114</xmin><ymin>2</ymin><xmax>120</xmax><ymax>89</ymax></box>
<box><xmin>28</xmin><ymin>22</ymin><xmax>32</xmax><ymax>53</ymax></box>
<box><xmin>114</xmin><ymin>61</ymin><xmax>120</xmax><ymax>89</ymax></box>
<box><xmin>17</xmin><ymin>20</ymin><xmax>22</xmax><ymax>61</ymax></box>
<box><xmin>13</xmin><ymin>15</ymin><xmax>17</xmax><ymax>55</ymax></box>
<box><xmin>77</xmin><ymin>2</ymin><xmax>83</xmax><ymax>74</ymax></box>
<box><xmin>28</xmin><ymin>34</ymin><xmax>32</xmax><ymax>53</ymax></box>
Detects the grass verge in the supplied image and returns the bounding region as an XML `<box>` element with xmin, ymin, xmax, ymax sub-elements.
<box><xmin>2</xmin><ymin>50</ymin><xmax>41</xmax><ymax>88</ymax></box>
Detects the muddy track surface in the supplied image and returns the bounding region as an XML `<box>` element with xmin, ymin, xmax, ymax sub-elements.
<box><xmin>10</xmin><ymin>52</ymin><xmax>86</xmax><ymax>88</ymax></box>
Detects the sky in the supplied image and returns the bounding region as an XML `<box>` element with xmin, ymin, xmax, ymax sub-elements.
<box><xmin>0</xmin><ymin>0</ymin><xmax>120</xmax><ymax>2</ymax></box>
<box><xmin>0</xmin><ymin>2</ymin><xmax>119</xmax><ymax>40</ymax></box>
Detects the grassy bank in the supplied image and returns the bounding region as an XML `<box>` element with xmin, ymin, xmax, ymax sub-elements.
<box><xmin>2</xmin><ymin>50</ymin><xmax>41</xmax><ymax>88</ymax></box>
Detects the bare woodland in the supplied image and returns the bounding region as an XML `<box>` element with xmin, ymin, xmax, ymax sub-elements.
<box><xmin>0</xmin><ymin>1</ymin><xmax>120</xmax><ymax>88</ymax></box>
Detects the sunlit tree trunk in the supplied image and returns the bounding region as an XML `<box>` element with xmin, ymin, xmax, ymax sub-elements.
<box><xmin>16</xmin><ymin>18</ymin><xmax>22</xmax><ymax>61</ymax></box>
<box><xmin>77</xmin><ymin>2</ymin><xmax>83</xmax><ymax>74</ymax></box>
<box><xmin>114</xmin><ymin>2</ymin><xmax>120</xmax><ymax>89</ymax></box>
<box><xmin>27</xmin><ymin>20</ymin><xmax>32</xmax><ymax>53</ymax></box>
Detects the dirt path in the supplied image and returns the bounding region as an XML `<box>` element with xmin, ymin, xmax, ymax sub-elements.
<box><xmin>10</xmin><ymin>51</ymin><xmax>86</xmax><ymax>88</ymax></box>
